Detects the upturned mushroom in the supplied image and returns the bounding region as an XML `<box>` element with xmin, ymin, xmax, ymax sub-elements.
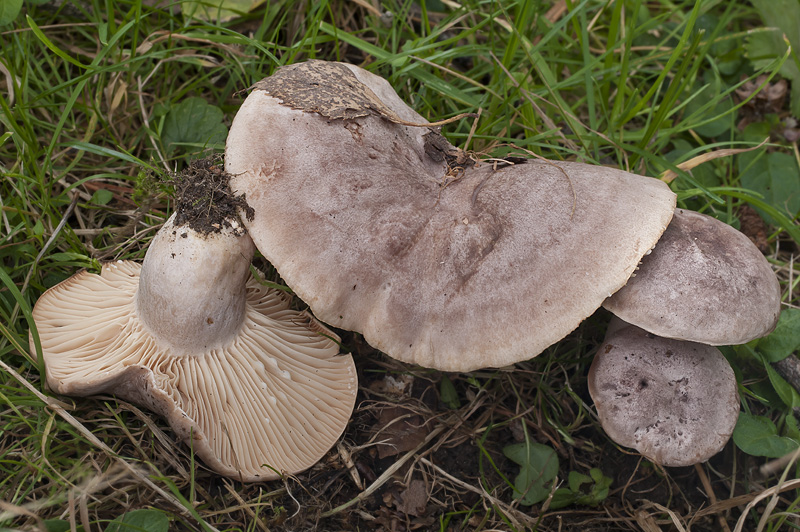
<box><xmin>30</xmin><ymin>167</ymin><xmax>357</xmax><ymax>481</ymax></box>
<box><xmin>588</xmin><ymin>320</ymin><xmax>740</xmax><ymax>467</ymax></box>
<box><xmin>225</xmin><ymin>60</ymin><xmax>677</xmax><ymax>372</ymax></box>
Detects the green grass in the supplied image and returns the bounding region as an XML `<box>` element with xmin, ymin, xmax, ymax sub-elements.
<box><xmin>1</xmin><ymin>0</ymin><xmax>800</xmax><ymax>530</ymax></box>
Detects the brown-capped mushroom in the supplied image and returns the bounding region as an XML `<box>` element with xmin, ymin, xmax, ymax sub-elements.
<box><xmin>31</xmin><ymin>212</ymin><xmax>357</xmax><ymax>482</ymax></box>
<box><xmin>588</xmin><ymin>320</ymin><xmax>739</xmax><ymax>467</ymax></box>
<box><xmin>224</xmin><ymin>60</ymin><xmax>677</xmax><ymax>372</ymax></box>
<box><xmin>604</xmin><ymin>208</ymin><xmax>781</xmax><ymax>345</ymax></box>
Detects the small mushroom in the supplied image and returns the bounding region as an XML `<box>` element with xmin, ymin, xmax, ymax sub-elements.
<box><xmin>224</xmin><ymin>60</ymin><xmax>677</xmax><ymax>371</ymax></box>
<box><xmin>31</xmin><ymin>211</ymin><xmax>357</xmax><ymax>482</ymax></box>
<box><xmin>604</xmin><ymin>208</ymin><xmax>781</xmax><ymax>345</ymax></box>
<box><xmin>588</xmin><ymin>320</ymin><xmax>739</xmax><ymax>467</ymax></box>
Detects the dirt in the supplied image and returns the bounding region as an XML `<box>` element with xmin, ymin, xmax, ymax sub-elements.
<box><xmin>172</xmin><ymin>157</ymin><xmax>254</xmax><ymax>234</ymax></box>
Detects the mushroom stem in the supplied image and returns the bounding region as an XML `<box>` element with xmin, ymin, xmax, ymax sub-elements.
<box><xmin>136</xmin><ymin>215</ymin><xmax>255</xmax><ymax>355</ymax></box>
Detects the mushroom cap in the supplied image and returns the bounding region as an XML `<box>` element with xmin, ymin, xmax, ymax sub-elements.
<box><xmin>603</xmin><ymin>208</ymin><xmax>781</xmax><ymax>345</ymax></box>
<box><xmin>225</xmin><ymin>60</ymin><xmax>677</xmax><ymax>372</ymax></box>
<box><xmin>588</xmin><ymin>323</ymin><xmax>740</xmax><ymax>467</ymax></box>
<box><xmin>31</xmin><ymin>260</ymin><xmax>357</xmax><ymax>481</ymax></box>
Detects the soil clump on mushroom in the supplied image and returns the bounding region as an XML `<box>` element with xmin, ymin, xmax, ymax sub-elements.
<box><xmin>172</xmin><ymin>157</ymin><xmax>254</xmax><ymax>234</ymax></box>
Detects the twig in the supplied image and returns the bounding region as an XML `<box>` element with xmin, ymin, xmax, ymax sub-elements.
<box><xmin>757</xmin><ymin>449</ymin><xmax>800</xmax><ymax>479</ymax></box>
<box><xmin>0</xmin><ymin>359</ymin><xmax>215</xmax><ymax>530</ymax></box>
<box><xmin>418</xmin><ymin>456</ymin><xmax>537</xmax><ymax>530</ymax></box>
<box><xmin>733</xmin><ymin>444</ymin><xmax>800</xmax><ymax>532</ymax></box>
<box><xmin>694</xmin><ymin>463</ymin><xmax>731</xmax><ymax>532</ymax></box>
<box><xmin>319</xmin><ymin>425</ymin><xmax>446</xmax><ymax>518</ymax></box>
<box><xmin>638</xmin><ymin>501</ymin><xmax>687</xmax><ymax>532</ymax></box>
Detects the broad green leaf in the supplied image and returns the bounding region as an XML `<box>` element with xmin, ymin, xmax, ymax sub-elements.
<box><xmin>757</xmin><ymin>309</ymin><xmax>800</xmax><ymax>363</ymax></box>
<box><xmin>785</xmin><ymin>414</ymin><xmax>800</xmax><ymax>442</ymax></box>
<box><xmin>439</xmin><ymin>376</ymin><xmax>460</xmax><ymax>409</ymax></box>
<box><xmin>0</xmin><ymin>0</ymin><xmax>22</xmax><ymax>26</ymax></box>
<box><xmin>160</xmin><ymin>97</ymin><xmax>227</xmax><ymax>157</ymax></box>
<box><xmin>732</xmin><ymin>412</ymin><xmax>799</xmax><ymax>458</ymax></box>
<box><xmin>91</xmin><ymin>189</ymin><xmax>114</xmax><ymax>206</ymax></box>
<box><xmin>549</xmin><ymin>468</ymin><xmax>612</xmax><ymax>509</ymax></box>
<box><xmin>751</xmin><ymin>0</ymin><xmax>800</xmax><ymax>59</ymax></box>
<box><xmin>181</xmin><ymin>0</ymin><xmax>265</xmax><ymax>23</ymax></box>
<box><xmin>748</xmin><ymin>0</ymin><xmax>800</xmax><ymax>114</ymax></box>
<box><xmin>683</xmin><ymin>82</ymin><xmax>734</xmax><ymax>138</ymax></box>
<box><xmin>105</xmin><ymin>509</ymin><xmax>169</xmax><ymax>532</ymax></box>
<box><xmin>502</xmin><ymin>442</ymin><xmax>558</xmax><ymax>506</ymax></box>
<box><xmin>44</xmin><ymin>520</ymin><xmax>73</xmax><ymax>532</ymax></box>
<box><xmin>568</xmin><ymin>470</ymin><xmax>591</xmax><ymax>493</ymax></box>
<box><xmin>763</xmin><ymin>360</ymin><xmax>800</xmax><ymax>409</ymax></box>
<box><xmin>738</xmin><ymin>147</ymin><xmax>800</xmax><ymax>225</ymax></box>
<box><xmin>549</xmin><ymin>487</ymin><xmax>576</xmax><ymax>509</ymax></box>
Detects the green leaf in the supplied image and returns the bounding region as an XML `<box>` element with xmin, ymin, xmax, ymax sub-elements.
<box><xmin>44</xmin><ymin>520</ymin><xmax>74</xmax><ymax>532</ymax></box>
<box><xmin>738</xmin><ymin>144</ymin><xmax>800</xmax><ymax>225</ymax></box>
<box><xmin>549</xmin><ymin>468</ymin><xmax>612</xmax><ymax>509</ymax></box>
<box><xmin>757</xmin><ymin>309</ymin><xmax>800</xmax><ymax>363</ymax></box>
<box><xmin>0</xmin><ymin>0</ymin><xmax>21</xmax><ymax>26</ymax></box>
<box><xmin>549</xmin><ymin>487</ymin><xmax>577</xmax><ymax>509</ymax></box>
<box><xmin>567</xmin><ymin>470</ymin><xmax>591</xmax><ymax>493</ymax></box>
<box><xmin>684</xmin><ymin>80</ymin><xmax>734</xmax><ymax>138</ymax></box>
<box><xmin>91</xmin><ymin>189</ymin><xmax>114</xmax><ymax>206</ymax></box>
<box><xmin>181</xmin><ymin>0</ymin><xmax>265</xmax><ymax>23</ymax></box>
<box><xmin>733</xmin><ymin>412</ymin><xmax>799</xmax><ymax>458</ymax></box>
<box><xmin>439</xmin><ymin>376</ymin><xmax>460</xmax><ymax>409</ymax></box>
<box><xmin>785</xmin><ymin>414</ymin><xmax>800</xmax><ymax>442</ymax></box>
<box><xmin>105</xmin><ymin>509</ymin><xmax>169</xmax><ymax>532</ymax></box>
<box><xmin>763</xmin><ymin>361</ymin><xmax>800</xmax><ymax>409</ymax></box>
<box><xmin>502</xmin><ymin>442</ymin><xmax>559</xmax><ymax>506</ymax></box>
<box><xmin>751</xmin><ymin>0</ymin><xmax>800</xmax><ymax>60</ymax></box>
<box><xmin>160</xmin><ymin>97</ymin><xmax>227</xmax><ymax>156</ymax></box>
<box><xmin>26</xmin><ymin>15</ymin><xmax>92</xmax><ymax>70</ymax></box>
<box><xmin>748</xmin><ymin>0</ymin><xmax>800</xmax><ymax>114</ymax></box>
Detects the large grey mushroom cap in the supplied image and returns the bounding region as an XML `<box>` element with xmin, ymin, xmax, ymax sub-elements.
<box><xmin>604</xmin><ymin>208</ymin><xmax>781</xmax><ymax>345</ymax></box>
<box><xmin>588</xmin><ymin>322</ymin><xmax>740</xmax><ymax>467</ymax></box>
<box><xmin>31</xmin><ymin>216</ymin><xmax>357</xmax><ymax>481</ymax></box>
<box><xmin>225</xmin><ymin>60</ymin><xmax>677</xmax><ymax>372</ymax></box>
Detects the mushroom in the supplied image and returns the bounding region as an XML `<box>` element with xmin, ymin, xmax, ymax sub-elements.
<box><xmin>224</xmin><ymin>60</ymin><xmax>677</xmax><ymax>372</ymax></box>
<box><xmin>30</xmin><ymin>175</ymin><xmax>357</xmax><ymax>481</ymax></box>
<box><xmin>604</xmin><ymin>208</ymin><xmax>781</xmax><ymax>345</ymax></box>
<box><xmin>588</xmin><ymin>320</ymin><xmax>739</xmax><ymax>467</ymax></box>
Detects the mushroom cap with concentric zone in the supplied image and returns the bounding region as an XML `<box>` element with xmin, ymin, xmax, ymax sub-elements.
<box><xmin>225</xmin><ymin>60</ymin><xmax>677</xmax><ymax>372</ymax></box>
<box><xmin>31</xmin><ymin>239</ymin><xmax>357</xmax><ymax>482</ymax></box>
<box><xmin>604</xmin><ymin>208</ymin><xmax>781</xmax><ymax>345</ymax></box>
<box><xmin>588</xmin><ymin>322</ymin><xmax>739</xmax><ymax>467</ymax></box>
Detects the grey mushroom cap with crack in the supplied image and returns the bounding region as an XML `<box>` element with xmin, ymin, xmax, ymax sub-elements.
<box><xmin>603</xmin><ymin>208</ymin><xmax>781</xmax><ymax>346</ymax></box>
<box><xmin>224</xmin><ymin>60</ymin><xmax>678</xmax><ymax>372</ymax></box>
<box><xmin>30</xmin><ymin>213</ymin><xmax>357</xmax><ymax>482</ymax></box>
<box><xmin>588</xmin><ymin>320</ymin><xmax>740</xmax><ymax>467</ymax></box>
